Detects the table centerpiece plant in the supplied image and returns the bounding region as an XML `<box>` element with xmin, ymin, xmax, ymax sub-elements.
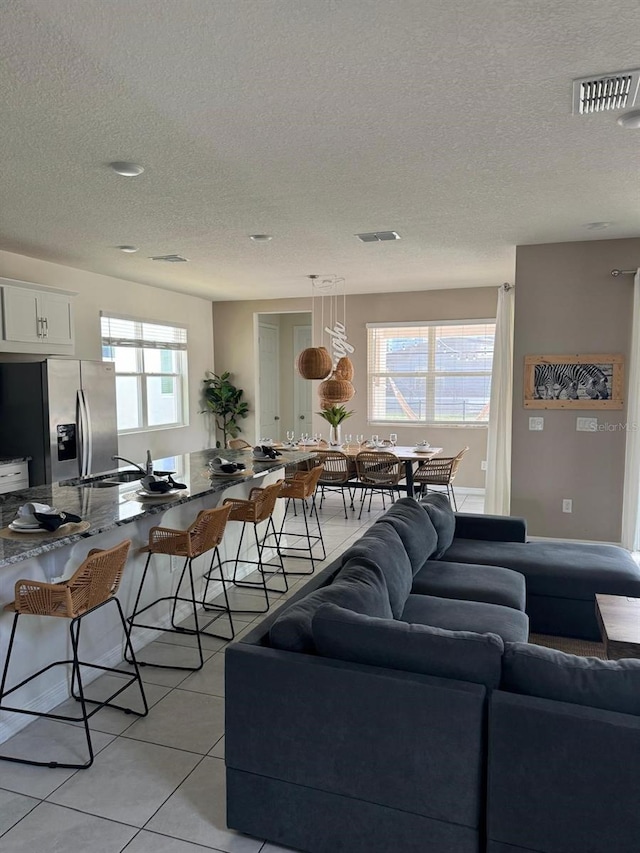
<box><xmin>317</xmin><ymin>404</ymin><xmax>354</xmax><ymax>446</ymax></box>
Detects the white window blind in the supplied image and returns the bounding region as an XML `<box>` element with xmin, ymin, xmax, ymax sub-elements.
<box><xmin>100</xmin><ymin>315</ymin><xmax>187</xmax><ymax>350</ymax></box>
<box><xmin>367</xmin><ymin>320</ymin><xmax>495</xmax><ymax>425</ymax></box>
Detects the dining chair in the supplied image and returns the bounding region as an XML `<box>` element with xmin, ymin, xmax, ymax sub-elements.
<box><xmin>413</xmin><ymin>446</ymin><xmax>469</xmax><ymax>510</ymax></box>
<box><xmin>315</xmin><ymin>449</ymin><xmax>356</xmax><ymax>518</ymax></box>
<box><xmin>355</xmin><ymin>450</ymin><xmax>404</xmax><ymax>519</ymax></box>
<box><xmin>227</xmin><ymin>438</ymin><xmax>252</xmax><ymax>450</ymax></box>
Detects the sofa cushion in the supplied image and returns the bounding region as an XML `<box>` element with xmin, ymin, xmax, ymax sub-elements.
<box><xmin>412</xmin><ymin>560</ymin><xmax>526</xmax><ymax>611</ymax></box>
<box><xmin>269</xmin><ymin>560</ymin><xmax>393</xmax><ymax>653</ymax></box>
<box><xmin>313</xmin><ymin>602</ymin><xmax>504</xmax><ymax>688</ymax></box>
<box><xmin>374</xmin><ymin>498</ymin><xmax>438</xmax><ymax>573</ymax></box>
<box><xmin>340</xmin><ymin>523</ymin><xmax>412</xmax><ymax>618</ymax></box>
<box><xmin>401</xmin><ymin>593</ymin><xmax>529</xmax><ymax>644</ymax></box>
<box><xmin>502</xmin><ymin>642</ymin><xmax>640</xmax><ymax>716</ymax></box>
<box><xmin>440</xmin><ymin>539</ymin><xmax>640</xmax><ymax>601</ymax></box>
<box><xmin>420</xmin><ymin>494</ymin><xmax>456</xmax><ymax>559</ymax></box>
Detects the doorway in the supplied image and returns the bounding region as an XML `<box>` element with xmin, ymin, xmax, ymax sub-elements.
<box><xmin>256</xmin><ymin>312</ymin><xmax>312</xmax><ymax>442</ymax></box>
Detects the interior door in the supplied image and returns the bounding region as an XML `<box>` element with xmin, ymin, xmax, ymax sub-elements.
<box><xmin>258</xmin><ymin>322</ymin><xmax>281</xmax><ymax>441</ymax></box>
<box><xmin>293</xmin><ymin>325</ymin><xmax>312</xmax><ymax>436</ymax></box>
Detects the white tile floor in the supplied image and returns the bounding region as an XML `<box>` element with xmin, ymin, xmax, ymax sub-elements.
<box><xmin>0</xmin><ymin>488</ymin><xmax>483</xmax><ymax>852</ymax></box>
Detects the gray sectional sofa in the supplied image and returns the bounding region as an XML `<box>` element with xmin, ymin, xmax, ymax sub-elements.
<box><xmin>225</xmin><ymin>495</ymin><xmax>640</xmax><ymax>853</ymax></box>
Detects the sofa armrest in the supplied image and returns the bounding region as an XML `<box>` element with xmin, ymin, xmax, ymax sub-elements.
<box><xmin>488</xmin><ymin>690</ymin><xmax>640</xmax><ymax>853</ymax></box>
<box><xmin>226</xmin><ymin>642</ymin><xmax>487</xmax><ymax>829</ymax></box>
<box><xmin>454</xmin><ymin>513</ymin><xmax>527</xmax><ymax>543</ymax></box>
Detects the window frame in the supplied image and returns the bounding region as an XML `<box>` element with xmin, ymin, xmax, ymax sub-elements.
<box><xmin>101</xmin><ymin>313</ymin><xmax>189</xmax><ymax>434</ymax></box>
<box><xmin>367</xmin><ymin>319</ymin><xmax>496</xmax><ymax>427</ymax></box>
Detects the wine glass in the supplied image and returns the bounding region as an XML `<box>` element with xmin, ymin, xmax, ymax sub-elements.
<box><xmin>286</xmin><ymin>430</ymin><xmax>295</xmax><ymax>445</ymax></box>
<box><xmin>356</xmin><ymin>434</ymin><xmax>364</xmax><ymax>446</ymax></box>
<box><xmin>344</xmin><ymin>433</ymin><xmax>352</xmax><ymax>449</ymax></box>
<box><xmin>371</xmin><ymin>434</ymin><xmax>379</xmax><ymax>447</ymax></box>
<box><xmin>389</xmin><ymin>433</ymin><xmax>398</xmax><ymax>447</ymax></box>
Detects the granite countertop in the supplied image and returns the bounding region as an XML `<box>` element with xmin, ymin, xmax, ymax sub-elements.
<box><xmin>0</xmin><ymin>457</ymin><xmax>30</xmax><ymax>465</ymax></box>
<box><xmin>0</xmin><ymin>448</ymin><xmax>314</xmax><ymax>567</ymax></box>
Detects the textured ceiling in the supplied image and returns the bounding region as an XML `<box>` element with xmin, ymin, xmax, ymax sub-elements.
<box><xmin>0</xmin><ymin>0</ymin><xmax>639</xmax><ymax>301</ymax></box>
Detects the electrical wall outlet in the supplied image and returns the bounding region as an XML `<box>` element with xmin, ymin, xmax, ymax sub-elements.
<box><xmin>576</xmin><ymin>417</ymin><xmax>598</xmax><ymax>432</ymax></box>
<box><xmin>529</xmin><ymin>417</ymin><xmax>544</xmax><ymax>431</ymax></box>
<box><xmin>481</xmin><ymin>460</ymin><xmax>488</xmax><ymax>471</ymax></box>
<box><xmin>562</xmin><ymin>499</ymin><xmax>573</xmax><ymax>513</ymax></box>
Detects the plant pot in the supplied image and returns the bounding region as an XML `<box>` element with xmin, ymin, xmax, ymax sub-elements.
<box><xmin>329</xmin><ymin>424</ymin><xmax>342</xmax><ymax>446</ymax></box>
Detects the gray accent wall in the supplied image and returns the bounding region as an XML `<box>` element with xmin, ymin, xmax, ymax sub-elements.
<box><xmin>512</xmin><ymin>238</ymin><xmax>640</xmax><ymax>542</ymax></box>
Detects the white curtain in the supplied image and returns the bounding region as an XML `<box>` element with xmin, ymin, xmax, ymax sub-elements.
<box><xmin>621</xmin><ymin>269</ymin><xmax>640</xmax><ymax>550</ymax></box>
<box><xmin>484</xmin><ymin>284</ymin><xmax>515</xmax><ymax>515</ymax></box>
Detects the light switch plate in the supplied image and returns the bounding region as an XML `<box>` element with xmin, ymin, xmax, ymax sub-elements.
<box><xmin>576</xmin><ymin>417</ymin><xmax>598</xmax><ymax>432</ymax></box>
<box><xmin>529</xmin><ymin>417</ymin><xmax>544</xmax><ymax>431</ymax></box>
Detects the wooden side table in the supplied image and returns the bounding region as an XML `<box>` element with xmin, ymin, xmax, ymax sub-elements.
<box><xmin>595</xmin><ymin>594</ymin><xmax>640</xmax><ymax>660</ymax></box>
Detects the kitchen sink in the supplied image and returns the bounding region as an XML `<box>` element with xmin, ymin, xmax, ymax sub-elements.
<box><xmin>105</xmin><ymin>470</ymin><xmax>143</xmax><ymax>483</ymax></box>
<box><xmin>77</xmin><ymin>480</ymin><xmax>121</xmax><ymax>488</ymax></box>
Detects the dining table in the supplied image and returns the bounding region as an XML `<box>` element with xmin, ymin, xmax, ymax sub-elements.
<box><xmin>277</xmin><ymin>443</ymin><xmax>443</xmax><ymax>499</ymax></box>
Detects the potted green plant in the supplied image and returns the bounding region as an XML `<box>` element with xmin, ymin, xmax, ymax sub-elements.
<box><xmin>201</xmin><ymin>371</ymin><xmax>250</xmax><ymax>448</ymax></box>
<box><xmin>317</xmin><ymin>404</ymin><xmax>354</xmax><ymax>445</ymax></box>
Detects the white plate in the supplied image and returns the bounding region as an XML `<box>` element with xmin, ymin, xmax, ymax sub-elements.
<box><xmin>413</xmin><ymin>448</ymin><xmax>432</xmax><ymax>454</ymax></box>
<box><xmin>9</xmin><ymin>523</ymin><xmax>48</xmax><ymax>533</ymax></box>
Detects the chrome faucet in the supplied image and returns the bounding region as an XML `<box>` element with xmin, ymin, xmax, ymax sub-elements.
<box><xmin>111</xmin><ymin>455</ymin><xmax>151</xmax><ymax>476</ymax></box>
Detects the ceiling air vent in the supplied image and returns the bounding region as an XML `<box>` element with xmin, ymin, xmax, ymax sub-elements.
<box><xmin>356</xmin><ymin>231</ymin><xmax>401</xmax><ymax>242</ymax></box>
<box><xmin>572</xmin><ymin>69</ymin><xmax>640</xmax><ymax>115</ymax></box>
<box><xmin>149</xmin><ymin>254</ymin><xmax>189</xmax><ymax>263</ymax></box>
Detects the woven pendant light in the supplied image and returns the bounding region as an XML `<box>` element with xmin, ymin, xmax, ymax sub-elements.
<box><xmin>318</xmin><ymin>373</ymin><xmax>355</xmax><ymax>405</ymax></box>
<box><xmin>296</xmin><ymin>346</ymin><xmax>332</xmax><ymax>380</ymax></box>
<box><xmin>334</xmin><ymin>356</ymin><xmax>354</xmax><ymax>381</ymax></box>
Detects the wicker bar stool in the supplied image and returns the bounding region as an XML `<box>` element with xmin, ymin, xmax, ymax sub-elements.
<box><xmin>276</xmin><ymin>465</ymin><xmax>326</xmax><ymax>574</ymax></box>
<box><xmin>355</xmin><ymin>450</ymin><xmax>404</xmax><ymax>519</ymax></box>
<box><xmin>0</xmin><ymin>540</ymin><xmax>148</xmax><ymax>770</ymax></box>
<box><xmin>315</xmin><ymin>450</ymin><xmax>356</xmax><ymax>519</ymax></box>
<box><xmin>413</xmin><ymin>446</ymin><xmax>469</xmax><ymax>510</ymax></box>
<box><xmin>222</xmin><ymin>480</ymin><xmax>287</xmax><ymax>613</ymax></box>
<box><xmin>126</xmin><ymin>504</ymin><xmax>234</xmax><ymax>673</ymax></box>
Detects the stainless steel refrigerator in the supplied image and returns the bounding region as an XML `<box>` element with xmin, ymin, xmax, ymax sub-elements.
<box><xmin>0</xmin><ymin>359</ymin><xmax>118</xmax><ymax>485</ymax></box>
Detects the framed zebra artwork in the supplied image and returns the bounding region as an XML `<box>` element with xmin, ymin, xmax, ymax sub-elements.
<box><xmin>524</xmin><ymin>354</ymin><xmax>624</xmax><ymax>409</ymax></box>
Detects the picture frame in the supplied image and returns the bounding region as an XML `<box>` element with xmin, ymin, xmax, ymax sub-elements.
<box><xmin>524</xmin><ymin>354</ymin><xmax>624</xmax><ymax>409</ymax></box>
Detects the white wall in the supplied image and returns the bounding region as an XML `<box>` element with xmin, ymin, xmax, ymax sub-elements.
<box><xmin>0</xmin><ymin>250</ymin><xmax>215</xmax><ymax>460</ymax></box>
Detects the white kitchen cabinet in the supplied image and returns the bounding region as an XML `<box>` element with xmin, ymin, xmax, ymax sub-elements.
<box><xmin>0</xmin><ymin>278</ymin><xmax>76</xmax><ymax>354</ymax></box>
<box><xmin>0</xmin><ymin>461</ymin><xmax>29</xmax><ymax>494</ymax></box>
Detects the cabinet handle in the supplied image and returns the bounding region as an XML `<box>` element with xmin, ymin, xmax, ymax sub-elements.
<box><xmin>37</xmin><ymin>317</ymin><xmax>43</xmax><ymax>337</ymax></box>
<box><xmin>0</xmin><ymin>472</ymin><xmax>18</xmax><ymax>479</ymax></box>
<box><xmin>43</xmin><ymin>317</ymin><xmax>49</xmax><ymax>338</ymax></box>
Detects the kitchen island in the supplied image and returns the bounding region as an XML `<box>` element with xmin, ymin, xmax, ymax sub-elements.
<box><xmin>0</xmin><ymin>447</ymin><xmax>315</xmax><ymax>744</ymax></box>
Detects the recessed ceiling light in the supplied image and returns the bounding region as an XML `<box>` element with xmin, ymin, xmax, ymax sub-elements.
<box><xmin>583</xmin><ymin>222</ymin><xmax>611</xmax><ymax>230</ymax></box>
<box><xmin>249</xmin><ymin>234</ymin><xmax>273</xmax><ymax>242</ymax></box>
<box><xmin>116</xmin><ymin>245</ymin><xmax>139</xmax><ymax>253</ymax></box>
<box><xmin>109</xmin><ymin>161</ymin><xmax>145</xmax><ymax>176</ymax></box>
<box><xmin>617</xmin><ymin>109</ymin><xmax>640</xmax><ymax>129</ymax></box>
